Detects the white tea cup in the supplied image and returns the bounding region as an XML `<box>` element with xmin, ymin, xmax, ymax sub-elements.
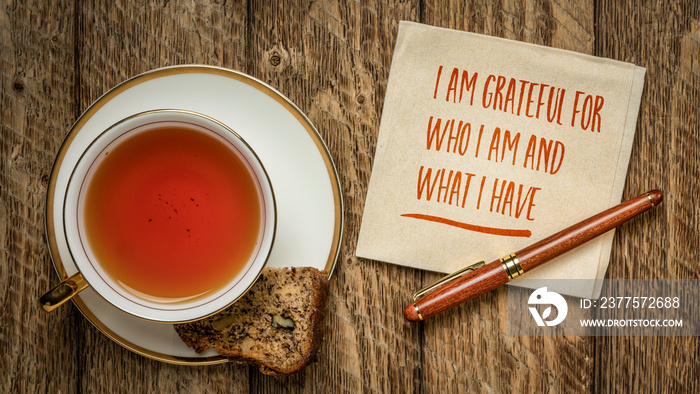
<box><xmin>40</xmin><ymin>109</ymin><xmax>276</xmax><ymax>323</ymax></box>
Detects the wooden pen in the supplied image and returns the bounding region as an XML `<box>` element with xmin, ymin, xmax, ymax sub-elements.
<box><xmin>404</xmin><ymin>190</ymin><xmax>663</xmax><ymax>322</ymax></box>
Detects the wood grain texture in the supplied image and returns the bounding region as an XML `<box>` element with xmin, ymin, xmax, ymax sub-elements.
<box><xmin>1</xmin><ymin>0</ymin><xmax>698</xmax><ymax>392</ymax></box>
<box><xmin>1</xmin><ymin>0</ymin><xmax>80</xmax><ymax>392</ymax></box>
<box><xmin>596</xmin><ymin>0</ymin><xmax>700</xmax><ymax>392</ymax></box>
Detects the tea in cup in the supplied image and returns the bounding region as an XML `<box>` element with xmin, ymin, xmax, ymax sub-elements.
<box><xmin>40</xmin><ymin>109</ymin><xmax>276</xmax><ymax>323</ymax></box>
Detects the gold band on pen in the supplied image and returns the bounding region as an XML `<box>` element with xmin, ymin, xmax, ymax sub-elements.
<box><xmin>500</xmin><ymin>253</ymin><xmax>523</xmax><ymax>280</ymax></box>
<box><xmin>646</xmin><ymin>192</ymin><xmax>655</xmax><ymax>207</ymax></box>
<box><xmin>412</xmin><ymin>303</ymin><xmax>424</xmax><ymax>321</ymax></box>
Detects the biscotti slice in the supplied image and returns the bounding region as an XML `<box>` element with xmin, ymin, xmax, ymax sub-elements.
<box><xmin>174</xmin><ymin>266</ymin><xmax>329</xmax><ymax>376</ymax></box>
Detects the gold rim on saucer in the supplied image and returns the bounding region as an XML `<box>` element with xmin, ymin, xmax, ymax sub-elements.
<box><xmin>45</xmin><ymin>65</ymin><xmax>344</xmax><ymax>365</ymax></box>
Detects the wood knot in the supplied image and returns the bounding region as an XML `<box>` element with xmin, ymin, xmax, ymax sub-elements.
<box><xmin>13</xmin><ymin>81</ymin><xmax>24</xmax><ymax>91</ymax></box>
<box><xmin>269</xmin><ymin>53</ymin><xmax>281</xmax><ymax>67</ymax></box>
<box><xmin>356</xmin><ymin>94</ymin><xmax>365</xmax><ymax>104</ymax></box>
<box><xmin>41</xmin><ymin>174</ymin><xmax>50</xmax><ymax>187</ymax></box>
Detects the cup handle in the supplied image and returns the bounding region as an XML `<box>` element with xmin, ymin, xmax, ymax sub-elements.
<box><xmin>39</xmin><ymin>272</ymin><xmax>88</xmax><ymax>313</ymax></box>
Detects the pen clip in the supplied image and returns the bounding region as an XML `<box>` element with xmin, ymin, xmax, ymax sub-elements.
<box><xmin>411</xmin><ymin>261</ymin><xmax>486</xmax><ymax>301</ymax></box>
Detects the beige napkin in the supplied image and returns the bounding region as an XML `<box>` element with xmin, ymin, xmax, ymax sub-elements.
<box><xmin>356</xmin><ymin>21</ymin><xmax>645</xmax><ymax>299</ymax></box>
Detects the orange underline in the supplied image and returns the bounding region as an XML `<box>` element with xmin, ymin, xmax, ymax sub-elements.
<box><xmin>401</xmin><ymin>213</ymin><xmax>532</xmax><ymax>238</ymax></box>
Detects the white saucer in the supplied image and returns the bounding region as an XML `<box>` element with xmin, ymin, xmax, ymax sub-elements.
<box><xmin>45</xmin><ymin>65</ymin><xmax>343</xmax><ymax>364</ymax></box>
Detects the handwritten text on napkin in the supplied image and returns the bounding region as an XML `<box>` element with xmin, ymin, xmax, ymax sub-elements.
<box><xmin>357</xmin><ymin>22</ymin><xmax>645</xmax><ymax>298</ymax></box>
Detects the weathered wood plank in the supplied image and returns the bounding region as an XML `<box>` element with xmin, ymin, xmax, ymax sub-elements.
<box><xmin>419</xmin><ymin>1</ymin><xmax>596</xmax><ymax>392</ymax></box>
<box><xmin>74</xmin><ymin>1</ymin><xmax>250</xmax><ymax>392</ymax></box>
<box><xmin>246</xmin><ymin>1</ymin><xmax>424</xmax><ymax>392</ymax></box>
<box><xmin>2</xmin><ymin>0</ymin><xmax>699</xmax><ymax>392</ymax></box>
<box><xmin>596</xmin><ymin>1</ymin><xmax>700</xmax><ymax>392</ymax></box>
<box><xmin>0</xmin><ymin>0</ymin><xmax>80</xmax><ymax>392</ymax></box>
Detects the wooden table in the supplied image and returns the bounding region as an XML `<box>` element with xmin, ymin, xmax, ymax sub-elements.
<box><xmin>2</xmin><ymin>0</ymin><xmax>698</xmax><ymax>392</ymax></box>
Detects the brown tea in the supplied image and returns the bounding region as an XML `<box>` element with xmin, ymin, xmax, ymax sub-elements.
<box><xmin>82</xmin><ymin>125</ymin><xmax>262</xmax><ymax>302</ymax></box>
